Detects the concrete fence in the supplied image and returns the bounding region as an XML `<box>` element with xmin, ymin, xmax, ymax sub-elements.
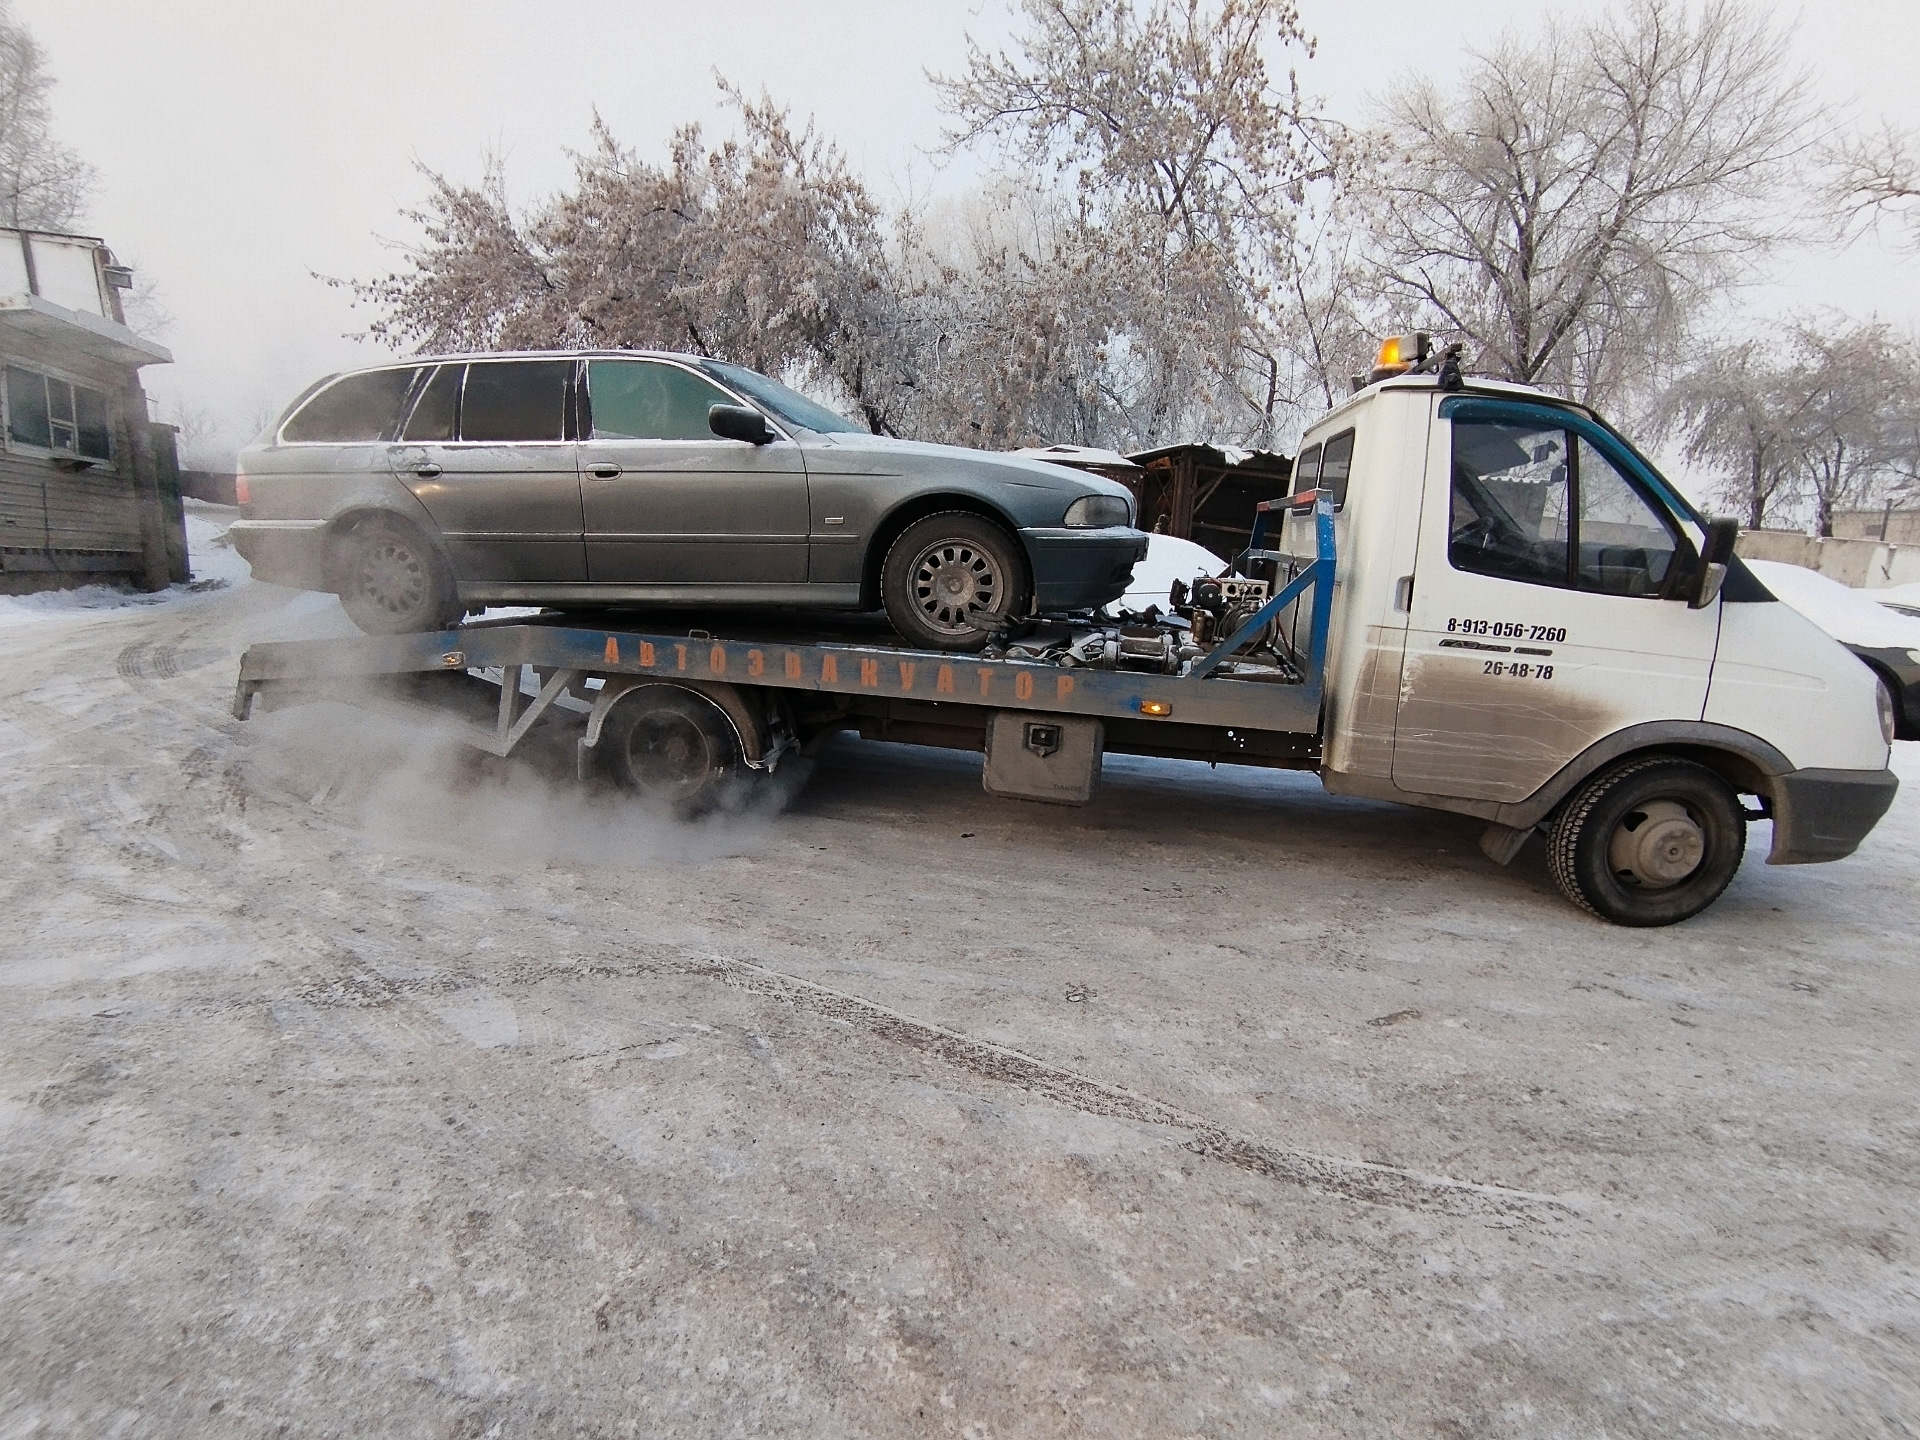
<box><xmin>1735</xmin><ymin>529</ymin><xmax>1920</xmax><ymax>589</ymax></box>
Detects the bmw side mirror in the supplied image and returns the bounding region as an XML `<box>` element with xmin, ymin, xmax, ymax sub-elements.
<box><xmin>709</xmin><ymin>404</ymin><xmax>773</xmax><ymax>445</ymax></box>
<box><xmin>1688</xmin><ymin>516</ymin><xmax>1739</xmax><ymax>609</ymax></box>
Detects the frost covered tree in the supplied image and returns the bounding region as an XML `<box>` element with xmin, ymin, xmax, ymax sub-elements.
<box><xmin>1360</xmin><ymin>0</ymin><xmax>1810</xmax><ymax>412</ymax></box>
<box><xmin>1668</xmin><ymin>321</ymin><xmax>1920</xmax><ymax>535</ymax></box>
<box><xmin>1828</xmin><ymin>122</ymin><xmax>1920</xmax><ymax>252</ymax></box>
<box><xmin>930</xmin><ymin>0</ymin><xmax>1340</xmax><ymax>448</ymax></box>
<box><xmin>1658</xmin><ymin>340</ymin><xmax>1808</xmax><ymax>529</ymax></box>
<box><xmin>1773</xmin><ymin>321</ymin><xmax>1920</xmax><ymax>537</ymax></box>
<box><xmin>347</xmin><ymin>91</ymin><xmax>907</xmax><ymax>432</ymax></box>
<box><xmin>0</xmin><ymin>1</ymin><xmax>93</xmax><ymax>229</ymax></box>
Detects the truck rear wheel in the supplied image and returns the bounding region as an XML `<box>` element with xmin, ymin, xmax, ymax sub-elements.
<box><xmin>881</xmin><ymin>512</ymin><xmax>1030</xmax><ymax>653</ymax></box>
<box><xmin>1548</xmin><ymin>756</ymin><xmax>1745</xmax><ymax>926</ymax></box>
<box><xmin>597</xmin><ymin>685</ymin><xmax>748</xmax><ymax>817</ymax></box>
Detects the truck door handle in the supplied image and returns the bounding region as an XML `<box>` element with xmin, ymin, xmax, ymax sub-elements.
<box><xmin>1395</xmin><ymin>575</ymin><xmax>1414</xmax><ymax>612</ymax></box>
<box><xmin>586</xmin><ymin>463</ymin><xmax>623</xmax><ymax>479</ymax></box>
<box><xmin>412</xmin><ymin>463</ymin><xmax>442</xmax><ymax>479</ymax></box>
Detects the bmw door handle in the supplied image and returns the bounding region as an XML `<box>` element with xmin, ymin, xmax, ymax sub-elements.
<box><xmin>412</xmin><ymin>462</ymin><xmax>442</xmax><ymax>479</ymax></box>
<box><xmin>586</xmin><ymin>462</ymin><xmax>623</xmax><ymax>480</ymax></box>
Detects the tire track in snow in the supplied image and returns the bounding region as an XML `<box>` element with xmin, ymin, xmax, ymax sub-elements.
<box><xmin>683</xmin><ymin>950</ymin><xmax>1584</xmax><ymax>1224</ymax></box>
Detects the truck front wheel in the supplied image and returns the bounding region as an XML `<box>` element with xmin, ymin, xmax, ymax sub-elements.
<box><xmin>1547</xmin><ymin>757</ymin><xmax>1746</xmax><ymax>926</ymax></box>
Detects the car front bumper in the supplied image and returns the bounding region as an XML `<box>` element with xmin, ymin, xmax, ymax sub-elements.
<box><xmin>1767</xmin><ymin>765</ymin><xmax>1900</xmax><ymax>864</ymax></box>
<box><xmin>1020</xmin><ymin>526</ymin><xmax>1150</xmax><ymax>613</ymax></box>
<box><xmin>228</xmin><ymin>519</ymin><xmax>330</xmax><ymax>591</ymax></box>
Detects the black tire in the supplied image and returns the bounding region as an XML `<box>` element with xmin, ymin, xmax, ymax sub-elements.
<box><xmin>880</xmin><ymin>511</ymin><xmax>1031</xmax><ymax>653</ymax></box>
<box><xmin>1547</xmin><ymin>756</ymin><xmax>1746</xmax><ymax>926</ymax></box>
<box><xmin>334</xmin><ymin>517</ymin><xmax>462</xmax><ymax>635</ymax></box>
<box><xmin>596</xmin><ymin>685</ymin><xmax>747</xmax><ymax>817</ymax></box>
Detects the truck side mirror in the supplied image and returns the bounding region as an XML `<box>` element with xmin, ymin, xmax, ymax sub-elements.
<box><xmin>1688</xmin><ymin>516</ymin><xmax>1739</xmax><ymax>609</ymax></box>
<box><xmin>709</xmin><ymin>404</ymin><xmax>773</xmax><ymax>445</ymax></box>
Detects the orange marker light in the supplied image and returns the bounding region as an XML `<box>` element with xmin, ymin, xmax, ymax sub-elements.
<box><xmin>1139</xmin><ymin>699</ymin><xmax>1173</xmax><ymax>717</ymax></box>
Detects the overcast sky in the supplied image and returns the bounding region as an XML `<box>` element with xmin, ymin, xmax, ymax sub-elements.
<box><xmin>19</xmin><ymin>0</ymin><xmax>1920</xmax><ymax>465</ymax></box>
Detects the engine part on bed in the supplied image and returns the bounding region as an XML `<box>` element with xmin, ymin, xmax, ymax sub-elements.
<box><xmin>1000</xmin><ymin>619</ymin><xmax>1203</xmax><ymax>673</ymax></box>
<box><xmin>1171</xmin><ymin>574</ymin><xmax>1275</xmax><ymax>650</ymax></box>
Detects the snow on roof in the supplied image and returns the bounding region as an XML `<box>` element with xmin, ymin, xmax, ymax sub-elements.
<box><xmin>1746</xmin><ymin>560</ymin><xmax>1920</xmax><ymax>650</ymax></box>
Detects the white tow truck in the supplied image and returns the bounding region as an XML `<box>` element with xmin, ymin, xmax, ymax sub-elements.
<box><xmin>235</xmin><ymin>338</ymin><xmax>1900</xmax><ymax>926</ymax></box>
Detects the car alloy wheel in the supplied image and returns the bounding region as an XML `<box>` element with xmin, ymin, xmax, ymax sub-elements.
<box><xmin>334</xmin><ymin>517</ymin><xmax>461</xmax><ymax>635</ymax></box>
<box><xmin>911</xmin><ymin>539</ymin><xmax>1003</xmax><ymax>636</ymax></box>
<box><xmin>881</xmin><ymin>512</ymin><xmax>1030</xmax><ymax>653</ymax></box>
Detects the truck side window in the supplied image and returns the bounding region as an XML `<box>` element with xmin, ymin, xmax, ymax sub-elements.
<box><xmin>1448</xmin><ymin>421</ymin><xmax>1570</xmax><ymax>588</ymax></box>
<box><xmin>1574</xmin><ymin>437</ymin><xmax>1677</xmax><ymax>596</ymax></box>
<box><xmin>587</xmin><ymin>360</ymin><xmax>735</xmax><ymax>441</ymax></box>
<box><xmin>459</xmin><ymin>360</ymin><xmax>570</xmax><ymax>443</ymax></box>
<box><xmin>1319</xmin><ymin>430</ymin><xmax>1355</xmax><ymax>510</ymax></box>
<box><xmin>1289</xmin><ymin>443</ymin><xmax>1321</xmax><ymax>515</ymax></box>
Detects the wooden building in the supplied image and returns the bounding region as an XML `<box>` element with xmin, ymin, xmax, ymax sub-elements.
<box><xmin>0</xmin><ymin>228</ymin><xmax>184</xmax><ymax>594</ymax></box>
<box><xmin>1124</xmin><ymin>444</ymin><xmax>1295</xmax><ymax>561</ymax></box>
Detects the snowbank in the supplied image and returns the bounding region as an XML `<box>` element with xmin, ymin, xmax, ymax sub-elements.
<box><xmin>1746</xmin><ymin>559</ymin><xmax>1920</xmax><ymax>651</ymax></box>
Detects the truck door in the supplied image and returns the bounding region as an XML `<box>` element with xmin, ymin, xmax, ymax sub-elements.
<box><xmin>1391</xmin><ymin>396</ymin><xmax>1719</xmax><ymax>804</ymax></box>
<box><xmin>578</xmin><ymin>358</ymin><xmax>810</xmax><ymax>586</ymax></box>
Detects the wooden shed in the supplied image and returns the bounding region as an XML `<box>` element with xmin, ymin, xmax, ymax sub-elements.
<box><xmin>1123</xmin><ymin>443</ymin><xmax>1295</xmax><ymax>561</ymax></box>
<box><xmin>0</xmin><ymin>228</ymin><xmax>184</xmax><ymax>594</ymax></box>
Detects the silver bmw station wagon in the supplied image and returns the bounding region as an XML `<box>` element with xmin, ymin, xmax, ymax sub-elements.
<box><xmin>230</xmin><ymin>351</ymin><xmax>1148</xmax><ymax>652</ymax></box>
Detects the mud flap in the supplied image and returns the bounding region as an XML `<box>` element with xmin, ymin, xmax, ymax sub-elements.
<box><xmin>1479</xmin><ymin>822</ymin><xmax>1533</xmax><ymax>866</ymax></box>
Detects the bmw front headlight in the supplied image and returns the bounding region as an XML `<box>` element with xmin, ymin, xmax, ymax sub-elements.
<box><xmin>1064</xmin><ymin>494</ymin><xmax>1132</xmax><ymax>528</ymax></box>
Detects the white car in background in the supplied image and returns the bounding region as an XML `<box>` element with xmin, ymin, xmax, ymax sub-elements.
<box><xmin>1746</xmin><ymin>560</ymin><xmax>1920</xmax><ymax>741</ymax></box>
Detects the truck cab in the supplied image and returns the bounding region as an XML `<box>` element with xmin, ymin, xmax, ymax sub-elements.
<box><xmin>1271</xmin><ymin>352</ymin><xmax>1897</xmax><ymax>924</ymax></box>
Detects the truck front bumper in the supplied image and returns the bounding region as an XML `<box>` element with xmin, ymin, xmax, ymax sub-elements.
<box><xmin>1768</xmin><ymin>765</ymin><xmax>1900</xmax><ymax>864</ymax></box>
<box><xmin>228</xmin><ymin>519</ymin><xmax>330</xmax><ymax>592</ymax></box>
<box><xmin>1020</xmin><ymin>526</ymin><xmax>1150</xmax><ymax>613</ymax></box>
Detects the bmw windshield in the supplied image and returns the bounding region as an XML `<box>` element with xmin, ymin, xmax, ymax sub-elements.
<box><xmin>699</xmin><ymin>360</ymin><xmax>864</xmax><ymax>435</ymax></box>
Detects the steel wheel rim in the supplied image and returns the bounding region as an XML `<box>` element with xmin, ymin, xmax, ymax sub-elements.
<box><xmin>626</xmin><ymin>712</ymin><xmax>714</xmax><ymax>795</ymax></box>
<box><xmin>357</xmin><ymin>539</ymin><xmax>427</xmax><ymax>618</ymax></box>
<box><xmin>910</xmin><ymin>539</ymin><xmax>1002</xmax><ymax>635</ymax></box>
<box><xmin>1608</xmin><ymin>798</ymin><xmax>1706</xmax><ymax>889</ymax></box>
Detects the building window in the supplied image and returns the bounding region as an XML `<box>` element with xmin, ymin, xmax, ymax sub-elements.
<box><xmin>6</xmin><ymin>365</ymin><xmax>112</xmax><ymax>461</ymax></box>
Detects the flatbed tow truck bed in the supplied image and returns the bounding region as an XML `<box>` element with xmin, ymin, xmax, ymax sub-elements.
<box><xmin>233</xmin><ymin>495</ymin><xmax>1338</xmax><ymax>805</ymax></box>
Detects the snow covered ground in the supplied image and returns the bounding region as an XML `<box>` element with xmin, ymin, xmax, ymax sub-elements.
<box><xmin>0</xmin><ymin>515</ymin><xmax>1915</xmax><ymax>1436</ymax></box>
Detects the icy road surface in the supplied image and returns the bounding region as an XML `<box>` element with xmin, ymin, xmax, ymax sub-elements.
<box><xmin>1</xmin><ymin>510</ymin><xmax>1916</xmax><ymax>1437</ymax></box>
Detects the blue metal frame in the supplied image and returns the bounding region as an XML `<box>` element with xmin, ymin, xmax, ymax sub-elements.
<box><xmin>1186</xmin><ymin>488</ymin><xmax>1336</xmax><ymax>682</ymax></box>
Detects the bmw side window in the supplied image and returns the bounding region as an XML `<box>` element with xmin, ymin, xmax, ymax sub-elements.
<box><xmin>282</xmin><ymin>368</ymin><xmax>420</xmax><ymax>443</ymax></box>
<box><xmin>587</xmin><ymin>360</ymin><xmax>735</xmax><ymax>441</ymax></box>
<box><xmin>403</xmin><ymin>364</ymin><xmax>462</xmax><ymax>442</ymax></box>
<box><xmin>1574</xmin><ymin>438</ymin><xmax>1678</xmax><ymax>596</ymax></box>
<box><xmin>459</xmin><ymin>360</ymin><xmax>570</xmax><ymax>443</ymax></box>
<box><xmin>1319</xmin><ymin>430</ymin><xmax>1355</xmax><ymax>511</ymax></box>
<box><xmin>1448</xmin><ymin>421</ymin><xmax>1571</xmax><ymax>588</ymax></box>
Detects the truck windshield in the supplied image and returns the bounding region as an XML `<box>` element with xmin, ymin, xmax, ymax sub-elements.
<box><xmin>699</xmin><ymin>361</ymin><xmax>864</xmax><ymax>434</ymax></box>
